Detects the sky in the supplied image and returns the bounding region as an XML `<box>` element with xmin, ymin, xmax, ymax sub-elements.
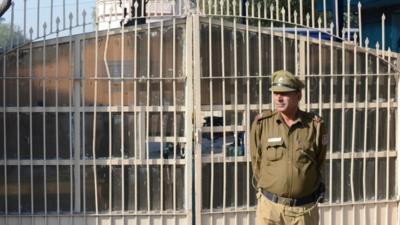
<box><xmin>2</xmin><ymin>0</ymin><xmax>97</xmax><ymax>40</ymax></box>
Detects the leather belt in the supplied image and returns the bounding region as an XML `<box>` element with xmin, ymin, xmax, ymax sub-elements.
<box><xmin>261</xmin><ymin>184</ymin><xmax>324</xmax><ymax>207</ymax></box>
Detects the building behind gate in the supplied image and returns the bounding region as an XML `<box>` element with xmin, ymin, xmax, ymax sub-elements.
<box><xmin>0</xmin><ymin>0</ymin><xmax>399</xmax><ymax>225</ymax></box>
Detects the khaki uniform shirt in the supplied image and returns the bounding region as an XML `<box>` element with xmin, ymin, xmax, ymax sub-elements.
<box><xmin>250</xmin><ymin>110</ymin><xmax>327</xmax><ymax>199</ymax></box>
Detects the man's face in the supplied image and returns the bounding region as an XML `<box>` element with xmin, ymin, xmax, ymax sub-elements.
<box><xmin>273</xmin><ymin>91</ymin><xmax>301</xmax><ymax>114</ymax></box>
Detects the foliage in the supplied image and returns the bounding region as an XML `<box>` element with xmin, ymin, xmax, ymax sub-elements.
<box><xmin>0</xmin><ymin>19</ymin><xmax>27</xmax><ymax>50</ymax></box>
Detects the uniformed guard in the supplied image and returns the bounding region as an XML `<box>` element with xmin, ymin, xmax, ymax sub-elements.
<box><xmin>250</xmin><ymin>70</ymin><xmax>328</xmax><ymax>225</ymax></box>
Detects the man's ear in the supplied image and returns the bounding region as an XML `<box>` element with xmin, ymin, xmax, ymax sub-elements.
<box><xmin>297</xmin><ymin>91</ymin><xmax>302</xmax><ymax>101</ymax></box>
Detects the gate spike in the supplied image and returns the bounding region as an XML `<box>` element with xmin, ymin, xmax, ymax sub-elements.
<box><xmin>172</xmin><ymin>0</ymin><xmax>176</xmax><ymax>16</ymax></box>
<box><xmin>69</xmin><ymin>12</ymin><xmax>73</xmax><ymax>29</ymax></box>
<box><xmin>29</xmin><ymin>27</ymin><xmax>33</xmax><ymax>40</ymax></box>
<box><xmin>270</xmin><ymin>4</ymin><xmax>274</xmax><ymax>19</ymax></box>
<box><xmin>82</xmin><ymin>10</ymin><xmax>87</xmax><ymax>25</ymax></box>
<box><xmin>317</xmin><ymin>17</ymin><xmax>322</xmax><ymax>30</ymax></box>
<box><xmin>353</xmin><ymin>33</ymin><xmax>358</xmax><ymax>44</ymax></box>
<box><xmin>358</xmin><ymin>1</ymin><xmax>362</xmax><ymax>47</ymax></box>
<box><xmin>293</xmin><ymin>10</ymin><xmax>297</xmax><ymax>24</ymax></box>
<box><xmin>341</xmin><ymin>27</ymin><xmax>346</xmax><ymax>39</ymax></box>
<box><xmin>232</xmin><ymin>0</ymin><xmax>237</xmax><ymax>16</ymax></box>
<box><xmin>56</xmin><ymin>17</ymin><xmax>60</xmax><ymax>33</ymax></box>
<box><xmin>245</xmin><ymin>1</ymin><xmax>250</xmax><ymax>18</ymax></box>
<box><xmin>288</xmin><ymin>0</ymin><xmax>291</xmax><ymax>23</ymax></box>
<box><xmin>382</xmin><ymin>13</ymin><xmax>386</xmax><ymax>52</ymax></box>
<box><xmin>365</xmin><ymin>38</ymin><xmax>369</xmax><ymax>47</ymax></box>
<box><xmin>281</xmin><ymin>7</ymin><xmax>286</xmax><ymax>22</ymax></box>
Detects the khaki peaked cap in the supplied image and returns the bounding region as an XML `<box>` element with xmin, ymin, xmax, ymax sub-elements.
<box><xmin>269</xmin><ymin>70</ymin><xmax>304</xmax><ymax>92</ymax></box>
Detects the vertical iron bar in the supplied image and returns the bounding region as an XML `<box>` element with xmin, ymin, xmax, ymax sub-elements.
<box><xmin>16</xmin><ymin>23</ymin><xmax>21</xmax><ymax>220</ymax></box>
<box><xmin>160</xmin><ymin>10</ymin><xmax>165</xmax><ymax>215</ymax></box>
<box><xmin>287</xmin><ymin>0</ymin><xmax>291</xmax><ymax>23</ymax></box>
<box><xmin>234</xmin><ymin>3</ymin><xmax>239</xmax><ymax>222</ymax></box>
<box><xmin>37</xmin><ymin>0</ymin><xmax>40</xmax><ymax>39</ymax></box>
<box><xmin>29</xmin><ymin>29</ymin><xmax>34</xmax><ymax>221</ymax></box>
<box><xmin>311</xmin><ymin>0</ymin><xmax>315</xmax><ymax>28</ymax></box>
<box><xmin>133</xmin><ymin>1</ymin><xmax>138</xmax><ymax>214</ymax></box>
<box><xmin>358</xmin><ymin>3</ymin><xmax>362</xmax><ymax>48</ymax></box>
<box><xmin>335</xmin><ymin>0</ymin><xmax>339</xmax><ymax>37</ymax></box>
<box><xmin>346</xmin><ymin>0</ymin><xmax>350</xmax><ymax>41</ymax></box>
<box><xmin>68</xmin><ymin>22</ymin><xmax>73</xmax><ymax>225</ymax></box>
<box><xmin>282</xmin><ymin>8</ymin><xmax>286</xmax><ymax>71</ymax></box>
<box><xmin>257</xmin><ymin>4</ymin><xmax>262</xmax><ymax>113</ymax></box>
<box><xmin>350</xmin><ymin>35</ymin><xmax>358</xmax><ymax>213</ymax></box>
<box><xmin>306</xmin><ymin>14</ymin><xmax>310</xmax><ymax>112</ymax></box>
<box><xmin>81</xmin><ymin>10</ymin><xmax>87</xmax><ymax>223</ymax></box>
<box><xmin>172</xmin><ymin>3</ymin><xmax>177</xmax><ymax>215</ymax></box>
<box><xmin>105</xmin><ymin>13</ymin><xmax>113</xmax><ymax>219</ymax></box>
<box><xmin>385</xmin><ymin>50</ymin><xmax>391</xmax><ymax>225</ymax></box>
<box><xmin>299</xmin><ymin>0</ymin><xmax>303</xmax><ymax>25</ymax></box>
<box><xmin>381</xmin><ymin>14</ymin><xmax>386</xmax><ymax>55</ymax></box>
<box><xmin>208</xmin><ymin>7</ymin><xmax>215</xmax><ymax>215</ymax></box>
<box><xmin>317</xmin><ymin>18</ymin><xmax>322</xmax><ymax>119</ymax></box>
<box><xmin>9</xmin><ymin>2</ymin><xmax>14</xmax><ymax>49</ymax></box>
<box><xmin>92</xmin><ymin>15</ymin><xmax>99</xmax><ymax>225</ymax></box>
<box><xmin>63</xmin><ymin>0</ymin><xmax>66</xmax><ymax>30</ymax></box>
<box><xmin>374</xmin><ymin>42</ymin><xmax>380</xmax><ymax>225</ymax></box>
<box><xmin>193</xmin><ymin>13</ymin><xmax>202</xmax><ymax>225</ymax></box>
<box><xmin>246</xmin><ymin>6</ymin><xmax>252</xmax><ymax>225</ymax></box>
<box><xmin>329</xmin><ymin>22</ymin><xmax>334</xmax><ymax>225</ymax></box>
<box><xmin>363</xmin><ymin>38</ymin><xmax>369</xmax><ymax>223</ymax></box>
<box><xmin>294</xmin><ymin>11</ymin><xmax>298</xmax><ymax>76</ymax></box>
<box><xmin>2</xmin><ymin>44</ymin><xmax>7</xmax><ymax>225</ymax></box>
<box><xmin>146</xmin><ymin>20</ymin><xmax>151</xmax><ymax>213</ymax></box>
<box><xmin>396</xmin><ymin>52</ymin><xmax>400</xmax><ymax>225</ymax></box>
<box><xmin>50</xmin><ymin>0</ymin><xmax>54</xmax><ymax>33</ymax></box>
<box><xmin>270</xmin><ymin>5</ymin><xmax>274</xmax><ymax>110</ymax></box>
<box><xmin>120</xmin><ymin>18</ymin><xmax>125</xmax><ymax>222</ymax></box>
<box><xmin>221</xmin><ymin>1</ymin><xmax>227</xmax><ymax>217</ymax></box>
<box><xmin>185</xmin><ymin>14</ymin><xmax>194</xmax><ymax>225</ymax></box>
<box><xmin>55</xmin><ymin>17</ymin><xmax>60</xmax><ymax>222</ymax></box>
<box><xmin>323</xmin><ymin>0</ymin><xmax>326</xmax><ymax>31</ymax></box>
<box><xmin>42</xmin><ymin>23</ymin><xmax>48</xmax><ymax>222</ymax></box>
<box><xmin>340</xmin><ymin>30</ymin><xmax>346</xmax><ymax>225</ymax></box>
<box><xmin>24</xmin><ymin>0</ymin><xmax>27</xmax><ymax>43</ymax></box>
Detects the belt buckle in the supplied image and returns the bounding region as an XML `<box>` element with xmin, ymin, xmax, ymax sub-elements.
<box><xmin>280</xmin><ymin>197</ymin><xmax>294</xmax><ymax>206</ymax></box>
<box><xmin>271</xmin><ymin>194</ymin><xmax>279</xmax><ymax>203</ymax></box>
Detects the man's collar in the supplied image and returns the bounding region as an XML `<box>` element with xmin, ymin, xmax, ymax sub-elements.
<box><xmin>275</xmin><ymin>109</ymin><xmax>307</xmax><ymax>126</ymax></box>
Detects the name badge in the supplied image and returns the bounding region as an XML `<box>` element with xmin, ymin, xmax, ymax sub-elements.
<box><xmin>267</xmin><ymin>137</ymin><xmax>282</xmax><ymax>143</ymax></box>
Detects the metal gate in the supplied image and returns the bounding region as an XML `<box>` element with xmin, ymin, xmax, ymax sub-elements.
<box><xmin>0</xmin><ymin>1</ymin><xmax>399</xmax><ymax>225</ymax></box>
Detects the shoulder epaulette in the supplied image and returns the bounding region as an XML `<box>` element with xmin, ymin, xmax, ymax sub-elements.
<box><xmin>255</xmin><ymin>110</ymin><xmax>274</xmax><ymax>122</ymax></box>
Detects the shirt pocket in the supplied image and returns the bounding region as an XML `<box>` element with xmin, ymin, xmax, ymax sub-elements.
<box><xmin>263</xmin><ymin>139</ymin><xmax>285</xmax><ymax>162</ymax></box>
<box><xmin>296</xmin><ymin>141</ymin><xmax>317</xmax><ymax>165</ymax></box>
